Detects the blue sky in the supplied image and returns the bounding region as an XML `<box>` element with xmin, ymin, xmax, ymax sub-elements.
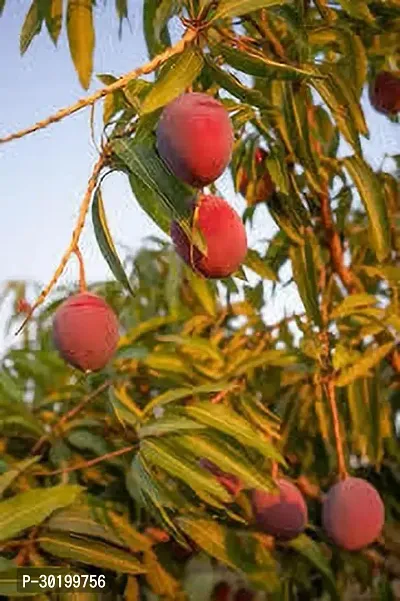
<box><xmin>0</xmin><ymin>3</ymin><xmax>399</xmax><ymax>353</ymax></box>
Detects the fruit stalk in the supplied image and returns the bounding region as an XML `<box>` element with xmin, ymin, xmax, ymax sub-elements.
<box><xmin>16</xmin><ymin>152</ymin><xmax>107</xmax><ymax>334</ymax></box>
<box><xmin>319</xmin><ymin>191</ymin><xmax>360</xmax><ymax>294</ymax></box>
<box><xmin>36</xmin><ymin>444</ymin><xmax>136</xmax><ymax>477</ymax></box>
<box><xmin>324</xmin><ymin>378</ymin><xmax>347</xmax><ymax>480</ymax></box>
<box><xmin>74</xmin><ymin>246</ymin><xmax>87</xmax><ymax>292</ymax></box>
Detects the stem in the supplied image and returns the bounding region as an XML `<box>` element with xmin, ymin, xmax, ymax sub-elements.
<box><xmin>37</xmin><ymin>445</ymin><xmax>135</xmax><ymax>477</ymax></box>
<box><xmin>74</xmin><ymin>246</ymin><xmax>87</xmax><ymax>292</ymax></box>
<box><xmin>31</xmin><ymin>380</ymin><xmax>111</xmax><ymax>455</ymax></box>
<box><xmin>319</xmin><ymin>191</ymin><xmax>360</xmax><ymax>294</ymax></box>
<box><xmin>0</xmin><ymin>29</ymin><xmax>197</xmax><ymax>145</ymax></box>
<box><xmin>324</xmin><ymin>379</ymin><xmax>348</xmax><ymax>480</ymax></box>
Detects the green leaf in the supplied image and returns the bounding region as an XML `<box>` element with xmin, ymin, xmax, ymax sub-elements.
<box><xmin>346</xmin><ymin>378</ymin><xmax>371</xmax><ymax>457</ymax></box>
<box><xmin>143</xmin><ymin>352</ymin><xmax>191</xmax><ymax>375</ymax></box>
<box><xmin>112</xmin><ymin>138</ymin><xmax>196</xmax><ymax>236</ymax></box>
<box><xmin>156</xmin><ymin>334</ymin><xmax>224</xmax><ymax>364</ymax></box>
<box><xmin>92</xmin><ymin>187</ymin><xmax>135</xmax><ymax>296</ymax></box>
<box><xmin>0</xmin><ymin>0</ymin><xmax>6</xmax><ymax>16</ymax></box>
<box><xmin>266</xmin><ymin>145</ymin><xmax>290</xmax><ymax>195</ymax></box>
<box><xmin>310</xmin><ymin>68</ymin><xmax>364</xmax><ymax>154</ymax></box>
<box><xmin>128</xmin><ymin>172</ymin><xmax>170</xmax><ymax>236</ymax></box>
<box><xmin>343</xmin><ymin>156</ymin><xmax>390</xmax><ymax>262</ymax></box>
<box><xmin>66</xmin><ymin>0</ymin><xmax>95</xmax><ymax>89</ymax></box>
<box><xmin>39</xmin><ymin>533</ymin><xmax>146</xmax><ymax>574</ymax></box>
<box><xmin>153</xmin><ymin>0</ymin><xmax>181</xmax><ymax>43</ymax></box>
<box><xmin>140</xmin><ymin>47</ymin><xmax>204</xmax><ymax>115</ymax></box>
<box><xmin>44</xmin><ymin>0</ymin><xmax>62</xmax><ymax>44</ymax></box>
<box><xmin>119</xmin><ymin>315</ymin><xmax>179</xmax><ymax>347</ymax></box>
<box><xmin>0</xmin><ymin>457</ymin><xmax>39</xmax><ymax>497</ymax></box>
<box><xmin>337</xmin><ymin>0</ymin><xmax>374</xmax><ymax>23</ymax></box>
<box><xmin>183</xmin><ymin>402</ymin><xmax>285</xmax><ymax>464</ymax></box>
<box><xmin>215</xmin><ymin>43</ymin><xmax>318</xmax><ymax>80</ymax></box>
<box><xmin>233</xmin><ymin>349</ymin><xmax>298</xmax><ymax>377</ymax></box>
<box><xmin>330</xmin><ymin>294</ymin><xmax>378</xmax><ymax>320</ymax></box>
<box><xmin>143</xmin><ymin>381</ymin><xmax>231</xmax><ymax>415</ymax></box>
<box><xmin>115</xmin><ymin>0</ymin><xmax>128</xmax><ymax>28</ymax></box>
<box><xmin>139</xmin><ymin>439</ymin><xmax>232</xmax><ymax>502</ymax></box>
<box><xmin>0</xmin><ymin>485</ymin><xmax>82</xmax><ymax>542</ymax></box>
<box><xmin>46</xmin><ymin>505</ymin><xmax>129</xmax><ymax>548</ymax></box>
<box><xmin>290</xmin><ymin>235</ymin><xmax>322</xmax><ymax>328</ymax></box>
<box><xmin>211</xmin><ymin>0</ymin><xmax>285</xmax><ymax>21</ymax></box>
<box><xmin>288</xmin><ymin>535</ymin><xmax>338</xmax><ymax>598</ymax></box>
<box><xmin>244</xmin><ymin>249</ymin><xmax>278</xmax><ymax>281</ymax></box>
<box><xmin>0</xmin><ymin>557</ymin><xmax>15</xmax><ymax>572</ymax></box>
<box><xmin>335</xmin><ymin>342</ymin><xmax>395</xmax><ymax>387</ymax></box>
<box><xmin>143</xmin><ymin>0</ymin><xmax>172</xmax><ymax>59</ymax></box>
<box><xmin>204</xmin><ymin>57</ymin><xmax>269</xmax><ymax>109</ymax></box>
<box><xmin>285</xmin><ymin>86</ymin><xmax>322</xmax><ymax>193</ymax></box>
<box><xmin>67</xmin><ymin>430</ymin><xmax>111</xmax><ymax>457</ymax></box>
<box><xmin>20</xmin><ymin>0</ymin><xmax>43</xmax><ymax>55</ymax></box>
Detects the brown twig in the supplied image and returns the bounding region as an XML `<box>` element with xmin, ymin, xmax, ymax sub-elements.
<box><xmin>319</xmin><ymin>191</ymin><xmax>360</xmax><ymax>294</ymax></box>
<box><xmin>0</xmin><ymin>29</ymin><xmax>198</xmax><ymax>145</ymax></box>
<box><xmin>16</xmin><ymin>152</ymin><xmax>107</xmax><ymax>334</ymax></box>
<box><xmin>36</xmin><ymin>445</ymin><xmax>135</xmax><ymax>477</ymax></box>
<box><xmin>324</xmin><ymin>379</ymin><xmax>348</xmax><ymax>480</ymax></box>
<box><xmin>31</xmin><ymin>380</ymin><xmax>111</xmax><ymax>455</ymax></box>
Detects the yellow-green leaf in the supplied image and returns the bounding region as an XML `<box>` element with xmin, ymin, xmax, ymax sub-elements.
<box><xmin>0</xmin><ymin>457</ymin><xmax>39</xmax><ymax>497</ymax></box>
<box><xmin>343</xmin><ymin>156</ymin><xmax>390</xmax><ymax>262</ymax></box>
<box><xmin>139</xmin><ymin>438</ymin><xmax>232</xmax><ymax>502</ymax></box>
<box><xmin>143</xmin><ymin>381</ymin><xmax>230</xmax><ymax>416</ymax></box>
<box><xmin>0</xmin><ymin>485</ymin><xmax>83</xmax><ymax>542</ymax></box>
<box><xmin>211</xmin><ymin>0</ymin><xmax>285</xmax><ymax>21</ymax></box>
<box><xmin>176</xmin><ymin>434</ymin><xmax>274</xmax><ymax>491</ymax></box>
<box><xmin>140</xmin><ymin>47</ymin><xmax>204</xmax><ymax>115</ymax></box>
<box><xmin>330</xmin><ymin>293</ymin><xmax>377</xmax><ymax>320</ymax></box>
<box><xmin>244</xmin><ymin>249</ymin><xmax>278</xmax><ymax>281</ymax></box>
<box><xmin>39</xmin><ymin>533</ymin><xmax>146</xmax><ymax>574</ymax></box>
<box><xmin>144</xmin><ymin>550</ymin><xmax>180</xmax><ymax>597</ymax></box>
<box><xmin>20</xmin><ymin>0</ymin><xmax>43</xmax><ymax>55</ymax></box>
<box><xmin>178</xmin><ymin>518</ymin><xmax>234</xmax><ymax>567</ymax></box>
<box><xmin>184</xmin><ymin>402</ymin><xmax>285</xmax><ymax>464</ymax></box>
<box><xmin>66</xmin><ymin>0</ymin><xmax>95</xmax><ymax>89</ymax></box>
<box><xmin>335</xmin><ymin>342</ymin><xmax>395</xmax><ymax>387</ymax></box>
<box><xmin>45</xmin><ymin>0</ymin><xmax>63</xmax><ymax>44</ymax></box>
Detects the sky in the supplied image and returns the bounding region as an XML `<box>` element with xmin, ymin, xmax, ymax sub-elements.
<box><xmin>0</xmin><ymin>2</ymin><xmax>399</xmax><ymax>354</ymax></box>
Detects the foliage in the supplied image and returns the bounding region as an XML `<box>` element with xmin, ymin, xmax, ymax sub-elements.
<box><xmin>0</xmin><ymin>0</ymin><xmax>400</xmax><ymax>600</ymax></box>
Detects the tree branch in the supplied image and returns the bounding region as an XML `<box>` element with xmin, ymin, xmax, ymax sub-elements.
<box><xmin>36</xmin><ymin>445</ymin><xmax>136</xmax><ymax>477</ymax></box>
<box><xmin>0</xmin><ymin>28</ymin><xmax>197</xmax><ymax>145</ymax></box>
<box><xmin>31</xmin><ymin>380</ymin><xmax>111</xmax><ymax>455</ymax></box>
<box><xmin>16</xmin><ymin>151</ymin><xmax>107</xmax><ymax>333</ymax></box>
<box><xmin>319</xmin><ymin>192</ymin><xmax>360</xmax><ymax>294</ymax></box>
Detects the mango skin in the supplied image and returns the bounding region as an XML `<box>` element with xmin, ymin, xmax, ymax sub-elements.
<box><xmin>322</xmin><ymin>477</ymin><xmax>384</xmax><ymax>551</ymax></box>
<box><xmin>251</xmin><ymin>479</ymin><xmax>308</xmax><ymax>541</ymax></box>
<box><xmin>370</xmin><ymin>71</ymin><xmax>400</xmax><ymax>116</ymax></box>
<box><xmin>53</xmin><ymin>292</ymin><xmax>119</xmax><ymax>372</ymax></box>
<box><xmin>171</xmin><ymin>194</ymin><xmax>247</xmax><ymax>279</ymax></box>
<box><xmin>156</xmin><ymin>93</ymin><xmax>234</xmax><ymax>187</ymax></box>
